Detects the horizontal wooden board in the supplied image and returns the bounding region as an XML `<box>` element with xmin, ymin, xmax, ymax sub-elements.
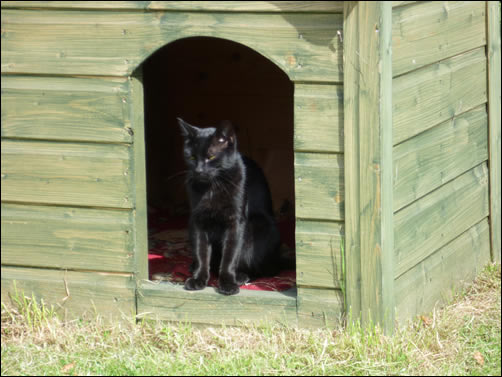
<box><xmin>297</xmin><ymin>287</ymin><xmax>343</xmax><ymax>328</ymax></box>
<box><xmin>137</xmin><ymin>282</ymin><xmax>297</xmax><ymax>326</ymax></box>
<box><xmin>294</xmin><ymin>83</ymin><xmax>343</xmax><ymax>153</ymax></box>
<box><xmin>1</xmin><ymin>266</ymin><xmax>135</xmax><ymax>321</ymax></box>
<box><xmin>395</xmin><ymin>218</ymin><xmax>491</xmax><ymax>323</ymax></box>
<box><xmin>393</xmin><ymin>106</ymin><xmax>488</xmax><ymax>211</ymax></box>
<box><xmin>294</xmin><ymin>152</ymin><xmax>344</xmax><ymax>221</ymax></box>
<box><xmin>296</xmin><ymin>220</ymin><xmax>344</xmax><ymax>289</ymax></box>
<box><xmin>392</xmin><ymin>1</ymin><xmax>486</xmax><ymax>77</ymax></box>
<box><xmin>393</xmin><ymin>47</ymin><xmax>487</xmax><ymax>145</ymax></box>
<box><xmin>1</xmin><ymin>75</ymin><xmax>132</xmax><ymax>143</ymax></box>
<box><xmin>1</xmin><ymin>140</ymin><xmax>133</xmax><ymax>208</ymax></box>
<box><xmin>1</xmin><ymin>1</ymin><xmax>344</xmax><ymax>13</ymax></box>
<box><xmin>1</xmin><ymin>203</ymin><xmax>134</xmax><ymax>273</ymax></box>
<box><xmin>1</xmin><ymin>10</ymin><xmax>343</xmax><ymax>82</ymax></box>
<box><xmin>394</xmin><ymin>163</ymin><xmax>490</xmax><ymax>278</ymax></box>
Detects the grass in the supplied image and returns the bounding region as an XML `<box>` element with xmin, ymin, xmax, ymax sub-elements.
<box><xmin>1</xmin><ymin>263</ymin><xmax>500</xmax><ymax>376</ymax></box>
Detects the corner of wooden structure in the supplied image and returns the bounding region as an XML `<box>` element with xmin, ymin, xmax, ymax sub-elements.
<box><xmin>487</xmin><ymin>1</ymin><xmax>501</xmax><ymax>263</ymax></box>
<box><xmin>343</xmin><ymin>1</ymin><xmax>395</xmax><ymax>334</ymax></box>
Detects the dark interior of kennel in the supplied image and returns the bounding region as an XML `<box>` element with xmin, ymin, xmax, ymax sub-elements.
<box><xmin>142</xmin><ymin>37</ymin><xmax>296</xmax><ymax>291</ymax></box>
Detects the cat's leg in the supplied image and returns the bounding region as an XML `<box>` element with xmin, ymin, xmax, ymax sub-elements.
<box><xmin>217</xmin><ymin>222</ymin><xmax>245</xmax><ymax>295</ymax></box>
<box><xmin>184</xmin><ymin>229</ymin><xmax>211</xmax><ymax>291</ymax></box>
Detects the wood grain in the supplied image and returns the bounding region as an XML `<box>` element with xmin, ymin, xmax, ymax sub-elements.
<box><xmin>395</xmin><ymin>218</ymin><xmax>491</xmax><ymax>323</ymax></box>
<box><xmin>294</xmin><ymin>83</ymin><xmax>344</xmax><ymax>153</ymax></box>
<box><xmin>392</xmin><ymin>1</ymin><xmax>486</xmax><ymax>77</ymax></box>
<box><xmin>393</xmin><ymin>47</ymin><xmax>487</xmax><ymax>146</ymax></box>
<box><xmin>297</xmin><ymin>287</ymin><xmax>343</xmax><ymax>328</ymax></box>
<box><xmin>394</xmin><ymin>163</ymin><xmax>490</xmax><ymax>278</ymax></box>
<box><xmin>1</xmin><ymin>75</ymin><xmax>132</xmax><ymax>143</ymax></box>
<box><xmin>1</xmin><ymin>266</ymin><xmax>136</xmax><ymax>321</ymax></box>
<box><xmin>1</xmin><ymin>203</ymin><xmax>134</xmax><ymax>272</ymax></box>
<box><xmin>1</xmin><ymin>9</ymin><xmax>343</xmax><ymax>82</ymax></box>
<box><xmin>294</xmin><ymin>152</ymin><xmax>344</xmax><ymax>221</ymax></box>
<box><xmin>1</xmin><ymin>140</ymin><xmax>133</xmax><ymax>208</ymax></box>
<box><xmin>393</xmin><ymin>106</ymin><xmax>488</xmax><ymax>212</ymax></box>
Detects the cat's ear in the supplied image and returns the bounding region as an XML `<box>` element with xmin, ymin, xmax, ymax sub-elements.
<box><xmin>216</xmin><ymin>120</ymin><xmax>236</xmax><ymax>145</ymax></box>
<box><xmin>177</xmin><ymin>117</ymin><xmax>198</xmax><ymax>138</ymax></box>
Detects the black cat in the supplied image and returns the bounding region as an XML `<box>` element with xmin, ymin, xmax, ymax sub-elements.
<box><xmin>177</xmin><ymin>117</ymin><xmax>283</xmax><ymax>295</ymax></box>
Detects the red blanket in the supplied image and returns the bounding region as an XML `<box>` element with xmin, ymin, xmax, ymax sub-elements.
<box><xmin>148</xmin><ymin>211</ymin><xmax>296</xmax><ymax>292</ymax></box>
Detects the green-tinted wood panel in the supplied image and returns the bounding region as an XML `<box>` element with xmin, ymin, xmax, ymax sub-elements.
<box><xmin>137</xmin><ymin>282</ymin><xmax>297</xmax><ymax>326</ymax></box>
<box><xmin>394</xmin><ymin>163</ymin><xmax>490</xmax><ymax>278</ymax></box>
<box><xmin>295</xmin><ymin>220</ymin><xmax>343</xmax><ymax>289</ymax></box>
<box><xmin>395</xmin><ymin>218</ymin><xmax>491</xmax><ymax>323</ymax></box>
<box><xmin>1</xmin><ymin>76</ymin><xmax>132</xmax><ymax>143</ymax></box>
<box><xmin>393</xmin><ymin>106</ymin><xmax>488</xmax><ymax>212</ymax></box>
<box><xmin>297</xmin><ymin>287</ymin><xmax>343</xmax><ymax>328</ymax></box>
<box><xmin>392</xmin><ymin>1</ymin><xmax>486</xmax><ymax>77</ymax></box>
<box><xmin>294</xmin><ymin>83</ymin><xmax>343</xmax><ymax>153</ymax></box>
<box><xmin>1</xmin><ymin>140</ymin><xmax>133</xmax><ymax>208</ymax></box>
<box><xmin>1</xmin><ymin>1</ymin><xmax>344</xmax><ymax>12</ymax></box>
<box><xmin>295</xmin><ymin>152</ymin><xmax>344</xmax><ymax>221</ymax></box>
<box><xmin>1</xmin><ymin>10</ymin><xmax>342</xmax><ymax>82</ymax></box>
<box><xmin>1</xmin><ymin>266</ymin><xmax>136</xmax><ymax>321</ymax></box>
<box><xmin>393</xmin><ymin>47</ymin><xmax>487</xmax><ymax>145</ymax></box>
<box><xmin>1</xmin><ymin>203</ymin><xmax>134</xmax><ymax>273</ymax></box>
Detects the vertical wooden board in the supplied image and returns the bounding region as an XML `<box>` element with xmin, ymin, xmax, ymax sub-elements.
<box><xmin>392</xmin><ymin>1</ymin><xmax>486</xmax><ymax>77</ymax></box>
<box><xmin>1</xmin><ymin>140</ymin><xmax>133</xmax><ymax>208</ymax></box>
<box><xmin>393</xmin><ymin>106</ymin><xmax>489</xmax><ymax>211</ymax></box>
<box><xmin>1</xmin><ymin>75</ymin><xmax>132</xmax><ymax>143</ymax></box>
<box><xmin>395</xmin><ymin>219</ymin><xmax>491</xmax><ymax>323</ymax></box>
<box><xmin>294</xmin><ymin>83</ymin><xmax>344</xmax><ymax>153</ymax></box>
<box><xmin>394</xmin><ymin>164</ymin><xmax>490</xmax><ymax>278</ymax></box>
<box><xmin>350</xmin><ymin>1</ymin><xmax>394</xmax><ymax>332</ymax></box>
<box><xmin>137</xmin><ymin>282</ymin><xmax>297</xmax><ymax>326</ymax></box>
<box><xmin>297</xmin><ymin>287</ymin><xmax>344</xmax><ymax>328</ymax></box>
<box><xmin>295</xmin><ymin>220</ymin><xmax>344</xmax><ymax>289</ymax></box>
<box><xmin>1</xmin><ymin>10</ymin><xmax>343</xmax><ymax>83</ymax></box>
<box><xmin>393</xmin><ymin>47</ymin><xmax>487</xmax><ymax>145</ymax></box>
<box><xmin>342</xmin><ymin>1</ymin><xmax>362</xmax><ymax>320</ymax></box>
<box><xmin>1</xmin><ymin>203</ymin><xmax>134</xmax><ymax>272</ymax></box>
<box><xmin>128</xmin><ymin>74</ymin><xmax>149</xmax><ymax>280</ymax></box>
<box><xmin>1</xmin><ymin>266</ymin><xmax>136</xmax><ymax>321</ymax></box>
<box><xmin>487</xmin><ymin>1</ymin><xmax>501</xmax><ymax>263</ymax></box>
<box><xmin>294</xmin><ymin>152</ymin><xmax>344</xmax><ymax>221</ymax></box>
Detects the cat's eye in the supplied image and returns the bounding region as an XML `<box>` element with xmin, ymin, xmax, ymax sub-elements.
<box><xmin>208</xmin><ymin>155</ymin><xmax>216</xmax><ymax>161</ymax></box>
<box><xmin>189</xmin><ymin>155</ymin><xmax>196</xmax><ymax>160</ymax></box>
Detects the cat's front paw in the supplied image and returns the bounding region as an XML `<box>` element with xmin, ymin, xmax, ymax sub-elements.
<box><xmin>218</xmin><ymin>281</ymin><xmax>240</xmax><ymax>295</ymax></box>
<box><xmin>184</xmin><ymin>277</ymin><xmax>207</xmax><ymax>291</ymax></box>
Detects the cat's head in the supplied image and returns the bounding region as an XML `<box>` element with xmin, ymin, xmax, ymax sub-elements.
<box><xmin>177</xmin><ymin>117</ymin><xmax>238</xmax><ymax>181</ymax></box>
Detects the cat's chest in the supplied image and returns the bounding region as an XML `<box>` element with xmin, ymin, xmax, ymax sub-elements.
<box><xmin>191</xmin><ymin>188</ymin><xmax>239</xmax><ymax>224</ymax></box>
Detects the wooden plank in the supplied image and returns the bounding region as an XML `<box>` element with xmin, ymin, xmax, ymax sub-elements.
<box><xmin>295</xmin><ymin>220</ymin><xmax>343</xmax><ymax>289</ymax></box>
<box><xmin>294</xmin><ymin>152</ymin><xmax>344</xmax><ymax>221</ymax></box>
<box><xmin>342</xmin><ymin>1</ymin><xmax>362</xmax><ymax>321</ymax></box>
<box><xmin>487</xmin><ymin>1</ymin><xmax>501</xmax><ymax>263</ymax></box>
<box><xmin>395</xmin><ymin>218</ymin><xmax>491</xmax><ymax>323</ymax></box>
<box><xmin>1</xmin><ymin>266</ymin><xmax>136</xmax><ymax>321</ymax></box>
<box><xmin>1</xmin><ymin>75</ymin><xmax>132</xmax><ymax>143</ymax></box>
<box><xmin>392</xmin><ymin>1</ymin><xmax>417</xmax><ymax>8</ymax></box>
<box><xmin>297</xmin><ymin>287</ymin><xmax>343</xmax><ymax>328</ymax></box>
<box><xmin>1</xmin><ymin>140</ymin><xmax>133</xmax><ymax>208</ymax></box>
<box><xmin>393</xmin><ymin>47</ymin><xmax>487</xmax><ymax>145</ymax></box>
<box><xmin>393</xmin><ymin>106</ymin><xmax>489</xmax><ymax>212</ymax></box>
<box><xmin>346</xmin><ymin>2</ymin><xmax>394</xmax><ymax>332</ymax></box>
<box><xmin>392</xmin><ymin>1</ymin><xmax>486</xmax><ymax>77</ymax></box>
<box><xmin>294</xmin><ymin>83</ymin><xmax>344</xmax><ymax>153</ymax></box>
<box><xmin>128</xmin><ymin>73</ymin><xmax>149</xmax><ymax>280</ymax></box>
<box><xmin>394</xmin><ymin>163</ymin><xmax>490</xmax><ymax>278</ymax></box>
<box><xmin>1</xmin><ymin>10</ymin><xmax>343</xmax><ymax>83</ymax></box>
<box><xmin>137</xmin><ymin>282</ymin><xmax>297</xmax><ymax>326</ymax></box>
<box><xmin>1</xmin><ymin>1</ymin><xmax>344</xmax><ymax>13</ymax></box>
<box><xmin>1</xmin><ymin>203</ymin><xmax>134</xmax><ymax>272</ymax></box>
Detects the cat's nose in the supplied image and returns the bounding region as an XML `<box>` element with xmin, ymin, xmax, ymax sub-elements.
<box><xmin>195</xmin><ymin>164</ymin><xmax>204</xmax><ymax>174</ymax></box>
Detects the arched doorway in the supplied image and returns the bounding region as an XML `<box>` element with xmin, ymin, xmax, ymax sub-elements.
<box><xmin>142</xmin><ymin>37</ymin><xmax>295</xmax><ymax>290</ymax></box>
